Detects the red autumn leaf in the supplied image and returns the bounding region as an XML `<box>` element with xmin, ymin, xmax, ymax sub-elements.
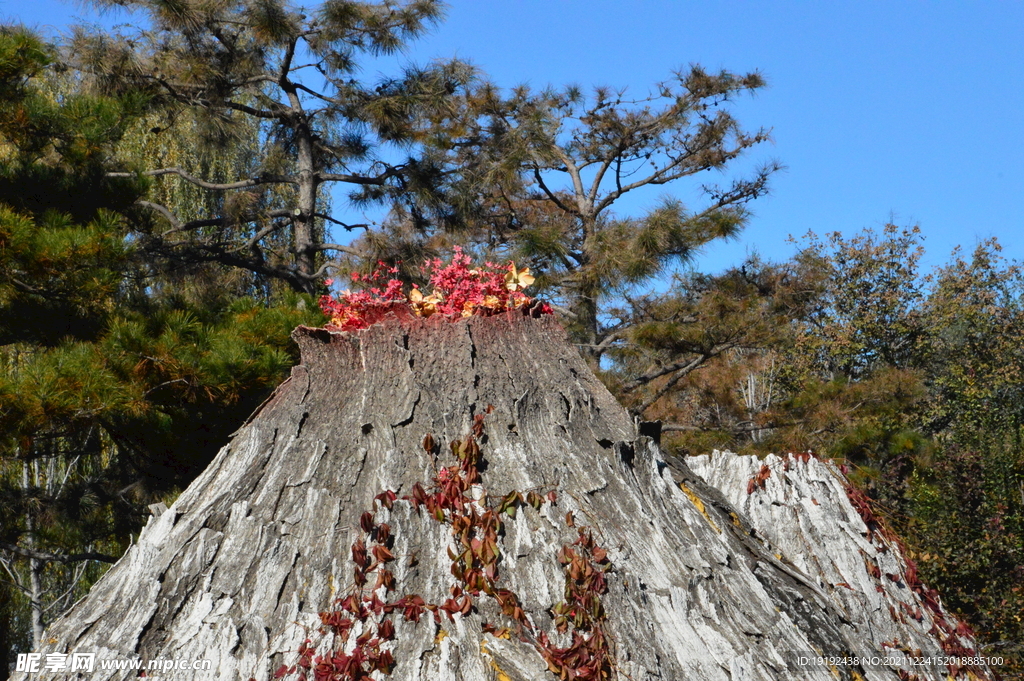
<box><xmin>368</xmin><ymin>592</ymin><xmax>386</xmax><ymax>615</ymax></box>
<box><xmin>376</xmin><ymin>649</ymin><xmax>395</xmax><ymax>673</ymax></box>
<box><xmin>339</xmin><ymin>594</ymin><xmax>363</xmax><ymax>617</ymax></box>
<box><xmin>371</xmin><ymin>544</ymin><xmax>395</xmax><ymax>563</ymax></box>
<box><xmin>351</xmin><ymin>539</ymin><xmax>368</xmax><ymax>568</ymax></box>
<box><xmin>374</xmin><ymin>569</ymin><xmax>396</xmax><ymax>592</ymax></box>
<box><xmin>481</xmin><ymin>536</ymin><xmax>498</xmax><ymax>564</ymax></box>
<box><xmin>377</xmin><ymin>618</ymin><xmax>395</xmax><ymax>641</ymax></box>
<box><xmin>440</xmin><ymin>597</ymin><xmax>460</xmax><ymax>620</ymax></box>
<box><xmin>400</xmin><ymin>595</ymin><xmax>426</xmax><ymax>622</ymax></box>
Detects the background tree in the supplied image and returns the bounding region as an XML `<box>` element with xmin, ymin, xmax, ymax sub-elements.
<box><xmin>909</xmin><ymin>242</ymin><xmax>1024</xmax><ymax>672</ymax></box>
<box><xmin>645</xmin><ymin>226</ymin><xmax>929</xmax><ymax>467</ymax></box>
<box><xmin>794</xmin><ymin>224</ymin><xmax>926</xmax><ymax>379</ymax></box>
<box><xmin>114</xmin><ymin>103</ymin><xmax>286</xmax><ymax>303</ymax></box>
<box><xmin>70</xmin><ymin>0</ymin><xmax>475</xmax><ymax>293</ymax></box>
<box><xmin>0</xmin><ymin>26</ymin><xmax>322</xmax><ymax>668</ymax></box>
<box><xmin>627</xmin><ymin>225</ymin><xmax>1023</xmax><ymax>675</ymax></box>
<box><xmin>605</xmin><ymin>256</ymin><xmax>812</xmax><ymax>424</ymax></box>
<box><xmin>414</xmin><ymin>72</ymin><xmax>779</xmax><ymax>362</ymax></box>
<box><xmin>919</xmin><ymin>240</ymin><xmax>1024</xmax><ymax>435</ymax></box>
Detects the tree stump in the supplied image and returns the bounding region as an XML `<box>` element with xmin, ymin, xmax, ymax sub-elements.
<box><xmin>15</xmin><ymin>313</ymin><xmax>983</xmax><ymax>680</ymax></box>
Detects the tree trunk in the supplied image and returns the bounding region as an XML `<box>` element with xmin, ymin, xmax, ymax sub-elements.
<box><xmin>15</xmin><ymin>313</ymin><xmax>987</xmax><ymax>680</ymax></box>
<box><xmin>22</xmin><ymin>463</ymin><xmax>44</xmax><ymax>651</ymax></box>
<box><xmin>292</xmin><ymin>121</ymin><xmax>318</xmax><ymax>293</ymax></box>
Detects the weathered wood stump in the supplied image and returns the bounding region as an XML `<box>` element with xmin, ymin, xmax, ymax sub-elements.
<box><xmin>16</xmin><ymin>313</ymin><xmax>982</xmax><ymax>680</ymax></box>
<box><xmin>689</xmin><ymin>451</ymin><xmax>991</xmax><ymax>681</ymax></box>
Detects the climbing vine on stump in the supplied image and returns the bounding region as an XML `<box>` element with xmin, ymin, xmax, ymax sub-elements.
<box><xmin>278</xmin><ymin>413</ymin><xmax>616</xmax><ymax>681</ymax></box>
<box><xmin>318</xmin><ymin>247</ymin><xmax>551</xmax><ymax>333</ymax></box>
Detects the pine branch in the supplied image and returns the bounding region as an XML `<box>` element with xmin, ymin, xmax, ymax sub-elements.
<box><xmin>530</xmin><ymin>166</ymin><xmax>577</xmax><ymax>218</ymax></box>
<box><xmin>292</xmin><ymin>81</ymin><xmax>337</xmax><ymax>104</ymax></box>
<box><xmin>313</xmin><ymin>243</ymin><xmax>362</xmax><ymax>257</ymax></box>
<box><xmin>109</xmin><ymin>167</ymin><xmax>297</xmax><ymax>191</ymax></box>
<box><xmin>138</xmin><ymin>201</ymin><xmax>296</xmax><ymax>236</ymax></box>
<box><xmin>316</xmin><ymin>214</ymin><xmax>369</xmax><ymax>230</ymax></box>
<box><xmin>621</xmin><ymin>343</ymin><xmax>737</xmax><ymax>394</ymax></box>
<box><xmin>630</xmin><ymin>356</ymin><xmax>708</xmax><ymax>416</ymax></box>
<box><xmin>223</xmin><ymin>99</ymin><xmax>281</xmax><ymax>119</ymax></box>
<box><xmin>318</xmin><ymin>170</ymin><xmax>397</xmax><ymax>185</ymax></box>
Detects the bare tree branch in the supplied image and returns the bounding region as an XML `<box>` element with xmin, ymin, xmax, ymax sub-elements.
<box><xmin>1</xmin><ymin>542</ymin><xmax>118</xmax><ymax>565</ymax></box>
<box><xmin>109</xmin><ymin>167</ymin><xmax>296</xmax><ymax>191</ymax></box>
<box><xmin>630</xmin><ymin>355</ymin><xmax>708</xmax><ymax>416</ymax></box>
<box><xmin>313</xmin><ymin>243</ymin><xmax>362</xmax><ymax>257</ymax></box>
<box><xmin>621</xmin><ymin>343</ymin><xmax>736</xmax><ymax>394</ymax></box>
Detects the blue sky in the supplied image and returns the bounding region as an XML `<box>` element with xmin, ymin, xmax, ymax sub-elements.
<box><xmin>6</xmin><ymin>0</ymin><xmax>1024</xmax><ymax>274</ymax></box>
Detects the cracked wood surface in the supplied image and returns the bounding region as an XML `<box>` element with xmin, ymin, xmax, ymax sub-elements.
<box><xmin>688</xmin><ymin>451</ymin><xmax>992</xmax><ymax>680</ymax></box>
<box><xmin>17</xmin><ymin>313</ymin><xmax>952</xmax><ymax>680</ymax></box>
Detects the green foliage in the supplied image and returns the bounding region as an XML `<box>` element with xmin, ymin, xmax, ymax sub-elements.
<box><xmin>608</xmin><ymin>257</ymin><xmax>814</xmax><ymax>424</ymax></box>
<box><xmin>906</xmin><ymin>438</ymin><xmax>1024</xmax><ymax>676</ymax></box>
<box><xmin>793</xmin><ymin>223</ymin><xmax>925</xmax><ymax>379</ymax></box>
<box><xmin>67</xmin><ymin>0</ymin><xmax>475</xmax><ymax>292</ymax></box>
<box><xmin>0</xmin><ymin>24</ymin><xmax>325</xmax><ymax>662</ymax></box>
<box><xmin>418</xmin><ymin>70</ymin><xmax>777</xmax><ymax>353</ymax></box>
<box><xmin>636</xmin><ymin>224</ymin><xmax>1023</xmax><ymax>671</ymax></box>
<box><xmin>919</xmin><ymin>240</ymin><xmax>1024</xmax><ymax>434</ymax></box>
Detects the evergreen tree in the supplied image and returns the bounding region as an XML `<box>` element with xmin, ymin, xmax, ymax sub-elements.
<box><xmin>68</xmin><ymin>0</ymin><xmax>475</xmax><ymax>293</ymax></box>
<box><xmin>0</xmin><ymin>26</ymin><xmax>322</xmax><ymax>665</ymax></box>
<box><xmin>114</xmin><ymin>103</ymin><xmax>288</xmax><ymax>303</ymax></box>
<box><xmin>404</xmin><ymin>72</ymin><xmax>780</xmax><ymax>364</ymax></box>
<box><xmin>629</xmin><ymin>225</ymin><xmax>1023</xmax><ymax>673</ymax></box>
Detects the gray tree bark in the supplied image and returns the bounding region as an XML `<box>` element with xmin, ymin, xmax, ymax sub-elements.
<box><xmin>688</xmin><ymin>451</ymin><xmax>992</xmax><ymax>681</ymax></box>
<box><xmin>13</xmin><ymin>313</ymin><xmax>987</xmax><ymax>680</ymax></box>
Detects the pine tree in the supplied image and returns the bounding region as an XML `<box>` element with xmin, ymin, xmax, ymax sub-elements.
<box><xmin>413</xmin><ymin>72</ymin><xmax>780</xmax><ymax>363</ymax></box>
<box><xmin>68</xmin><ymin>0</ymin><xmax>475</xmax><ymax>293</ymax></box>
<box><xmin>0</xmin><ymin>26</ymin><xmax>322</xmax><ymax>664</ymax></box>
